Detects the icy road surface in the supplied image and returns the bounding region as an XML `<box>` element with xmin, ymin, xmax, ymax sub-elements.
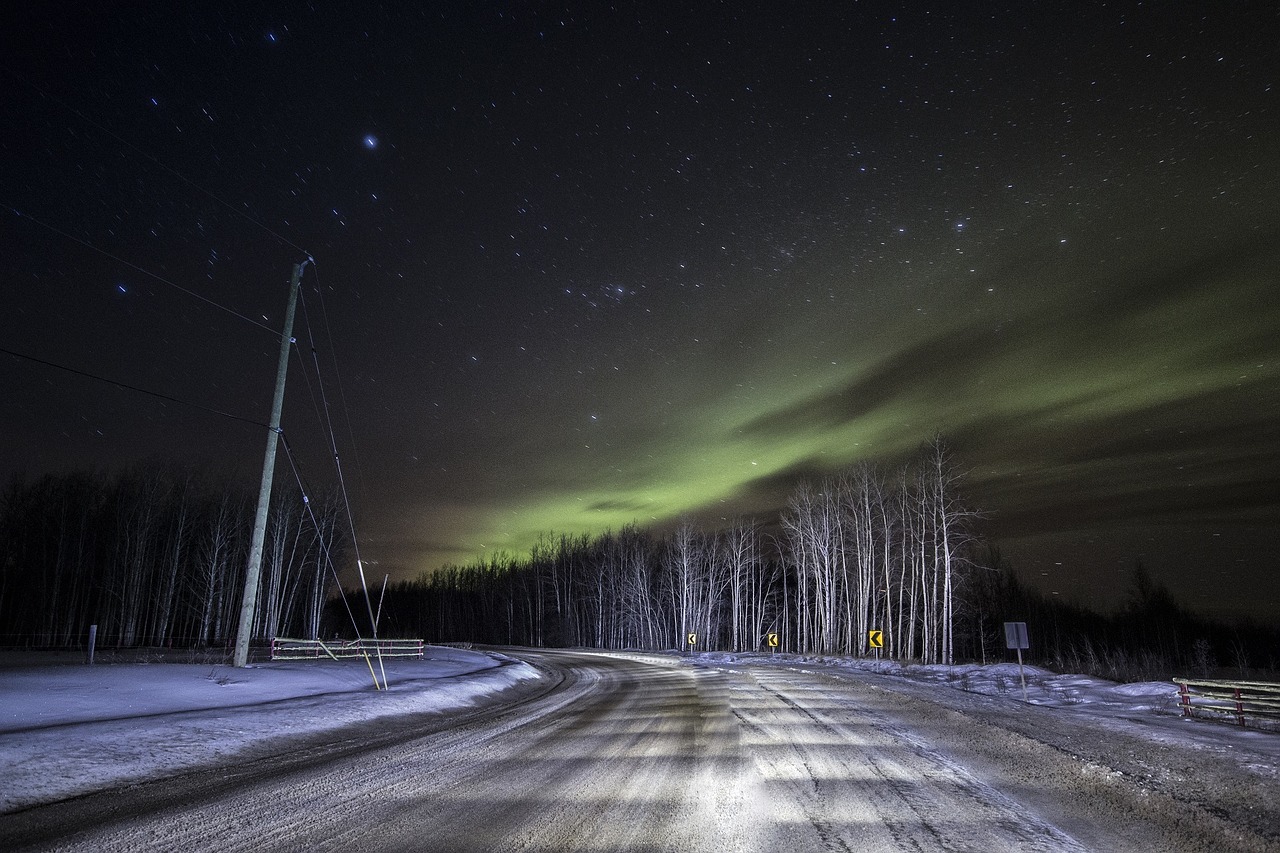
<box><xmin>1</xmin><ymin>649</ymin><xmax>1276</xmax><ymax>852</ymax></box>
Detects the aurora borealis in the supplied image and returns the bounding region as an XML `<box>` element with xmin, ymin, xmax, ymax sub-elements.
<box><xmin>2</xmin><ymin>3</ymin><xmax>1277</xmax><ymax>617</ymax></box>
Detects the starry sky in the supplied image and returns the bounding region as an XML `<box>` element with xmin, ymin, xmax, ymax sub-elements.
<box><xmin>2</xmin><ymin>2</ymin><xmax>1278</xmax><ymax>619</ymax></box>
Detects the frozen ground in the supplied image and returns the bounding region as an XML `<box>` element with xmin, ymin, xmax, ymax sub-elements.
<box><xmin>704</xmin><ymin>651</ymin><xmax>1280</xmax><ymax>761</ymax></box>
<box><xmin>0</xmin><ymin>646</ymin><xmax>539</xmax><ymax>813</ymax></box>
<box><xmin>0</xmin><ymin>647</ymin><xmax>1276</xmax><ymax>851</ymax></box>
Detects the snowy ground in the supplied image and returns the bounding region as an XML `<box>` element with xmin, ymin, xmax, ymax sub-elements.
<box><xmin>0</xmin><ymin>646</ymin><xmax>539</xmax><ymax>813</ymax></box>
<box><xmin>1</xmin><ymin>647</ymin><xmax>1276</xmax><ymax>850</ymax></box>
<box><xmin>699</xmin><ymin>651</ymin><xmax>1280</xmax><ymax>761</ymax></box>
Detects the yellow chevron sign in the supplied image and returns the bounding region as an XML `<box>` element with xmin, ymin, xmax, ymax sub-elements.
<box><xmin>767</xmin><ymin>633</ymin><xmax>779</xmax><ymax>648</ymax></box>
<box><xmin>868</xmin><ymin>630</ymin><xmax>884</xmax><ymax>649</ymax></box>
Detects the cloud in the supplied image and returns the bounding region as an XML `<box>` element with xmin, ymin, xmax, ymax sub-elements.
<box><xmin>738</xmin><ymin>324</ymin><xmax>999</xmax><ymax>440</ymax></box>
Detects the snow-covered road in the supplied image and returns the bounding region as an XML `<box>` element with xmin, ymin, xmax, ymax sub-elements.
<box><xmin>1</xmin><ymin>649</ymin><xmax>1275</xmax><ymax>851</ymax></box>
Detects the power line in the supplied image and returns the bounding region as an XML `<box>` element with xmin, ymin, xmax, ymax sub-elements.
<box><xmin>310</xmin><ymin>265</ymin><xmax>369</xmax><ymax>504</ymax></box>
<box><xmin>3</xmin><ymin>68</ymin><xmax>372</xmax><ymax>645</ymax></box>
<box><xmin>3</xmin><ymin>67</ymin><xmax>313</xmax><ymax>258</ymax></box>
<box><xmin>0</xmin><ymin>345</ymin><xmax>271</xmax><ymax>430</ymax></box>
<box><xmin>295</xmin><ymin>278</ymin><xmax>380</xmax><ymax>648</ymax></box>
<box><xmin>3</xmin><ymin>203</ymin><xmax>281</xmax><ymax>336</ymax></box>
<box><xmin>299</xmin><ymin>291</ymin><xmax>362</xmax><ymax>552</ymax></box>
<box><xmin>277</xmin><ymin>430</ymin><xmax>369</xmax><ymax>642</ymax></box>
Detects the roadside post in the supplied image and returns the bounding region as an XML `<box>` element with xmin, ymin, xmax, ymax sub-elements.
<box><xmin>1004</xmin><ymin>621</ymin><xmax>1030</xmax><ymax>702</ymax></box>
<box><xmin>767</xmin><ymin>632</ymin><xmax>779</xmax><ymax>654</ymax></box>
<box><xmin>686</xmin><ymin>632</ymin><xmax>697</xmax><ymax>655</ymax></box>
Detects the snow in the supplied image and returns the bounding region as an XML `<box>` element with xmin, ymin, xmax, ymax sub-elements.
<box><xmin>0</xmin><ymin>646</ymin><xmax>539</xmax><ymax>813</ymax></box>
<box><xmin>2</xmin><ymin>646</ymin><xmax>1276</xmax><ymax>825</ymax></box>
<box><xmin>691</xmin><ymin>651</ymin><xmax>1280</xmax><ymax>781</ymax></box>
<box><xmin>826</xmin><ymin>655</ymin><xmax>1278</xmax><ymax>738</ymax></box>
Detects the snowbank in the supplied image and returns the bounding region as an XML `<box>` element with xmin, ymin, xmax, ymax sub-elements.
<box><xmin>0</xmin><ymin>647</ymin><xmax>540</xmax><ymax>812</ymax></box>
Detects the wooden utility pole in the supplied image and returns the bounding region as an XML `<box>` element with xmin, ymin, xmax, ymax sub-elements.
<box><xmin>233</xmin><ymin>260</ymin><xmax>308</xmax><ymax>668</ymax></box>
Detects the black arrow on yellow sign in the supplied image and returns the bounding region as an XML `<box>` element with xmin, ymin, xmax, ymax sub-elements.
<box><xmin>868</xmin><ymin>629</ymin><xmax>884</xmax><ymax>649</ymax></box>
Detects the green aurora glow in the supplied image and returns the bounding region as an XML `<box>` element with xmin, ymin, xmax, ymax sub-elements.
<box><xmin>4</xmin><ymin>2</ymin><xmax>1277</xmax><ymax>618</ymax></box>
<box><xmin>406</xmin><ymin>221</ymin><xmax>1278</xmax><ymax>620</ymax></box>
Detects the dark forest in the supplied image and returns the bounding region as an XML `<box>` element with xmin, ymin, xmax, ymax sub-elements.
<box><xmin>2</xmin><ymin>442</ymin><xmax>1275</xmax><ymax>681</ymax></box>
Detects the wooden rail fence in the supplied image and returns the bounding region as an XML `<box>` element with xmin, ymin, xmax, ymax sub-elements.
<box><xmin>1173</xmin><ymin>678</ymin><xmax>1280</xmax><ymax>728</ymax></box>
<box><xmin>271</xmin><ymin>637</ymin><xmax>424</xmax><ymax>661</ymax></box>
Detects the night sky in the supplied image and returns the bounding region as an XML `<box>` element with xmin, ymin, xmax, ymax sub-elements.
<box><xmin>3</xmin><ymin>3</ymin><xmax>1278</xmax><ymax>619</ymax></box>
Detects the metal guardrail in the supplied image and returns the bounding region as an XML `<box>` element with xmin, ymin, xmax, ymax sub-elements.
<box><xmin>1173</xmin><ymin>678</ymin><xmax>1280</xmax><ymax>728</ymax></box>
<box><xmin>271</xmin><ymin>637</ymin><xmax>425</xmax><ymax>661</ymax></box>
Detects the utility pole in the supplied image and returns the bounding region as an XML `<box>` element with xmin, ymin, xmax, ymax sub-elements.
<box><xmin>233</xmin><ymin>260</ymin><xmax>308</xmax><ymax>668</ymax></box>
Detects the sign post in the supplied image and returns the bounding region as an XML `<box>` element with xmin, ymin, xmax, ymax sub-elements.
<box><xmin>686</xmin><ymin>632</ymin><xmax>697</xmax><ymax>653</ymax></box>
<box><xmin>1004</xmin><ymin>621</ymin><xmax>1030</xmax><ymax>702</ymax></box>
<box><xmin>767</xmin><ymin>632</ymin><xmax>779</xmax><ymax>653</ymax></box>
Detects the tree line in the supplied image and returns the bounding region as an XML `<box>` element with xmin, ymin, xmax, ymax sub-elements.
<box><xmin>0</xmin><ymin>466</ymin><xmax>342</xmax><ymax>649</ymax></box>
<box><xmin>967</xmin><ymin>553</ymin><xmax>1280</xmax><ymax>682</ymax></box>
<box><xmin>364</xmin><ymin>439</ymin><xmax>985</xmax><ymax>664</ymax></box>
<box><xmin>11</xmin><ymin>442</ymin><xmax>1269</xmax><ymax>680</ymax></box>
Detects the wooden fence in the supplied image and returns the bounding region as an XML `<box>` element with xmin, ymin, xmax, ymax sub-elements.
<box><xmin>1173</xmin><ymin>678</ymin><xmax>1280</xmax><ymax>728</ymax></box>
<box><xmin>271</xmin><ymin>637</ymin><xmax>424</xmax><ymax>661</ymax></box>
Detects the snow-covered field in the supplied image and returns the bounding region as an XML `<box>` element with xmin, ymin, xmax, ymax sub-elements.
<box><xmin>1</xmin><ymin>647</ymin><xmax>1276</xmax><ymax>851</ymax></box>
<box><xmin>0</xmin><ymin>646</ymin><xmax>540</xmax><ymax>813</ymax></box>
<box><xmin>705</xmin><ymin>651</ymin><xmax>1280</xmax><ymax>758</ymax></box>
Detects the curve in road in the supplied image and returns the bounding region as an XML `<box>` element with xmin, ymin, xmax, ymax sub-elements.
<box><xmin>1</xmin><ymin>649</ymin><xmax>1273</xmax><ymax>852</ymax></box>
